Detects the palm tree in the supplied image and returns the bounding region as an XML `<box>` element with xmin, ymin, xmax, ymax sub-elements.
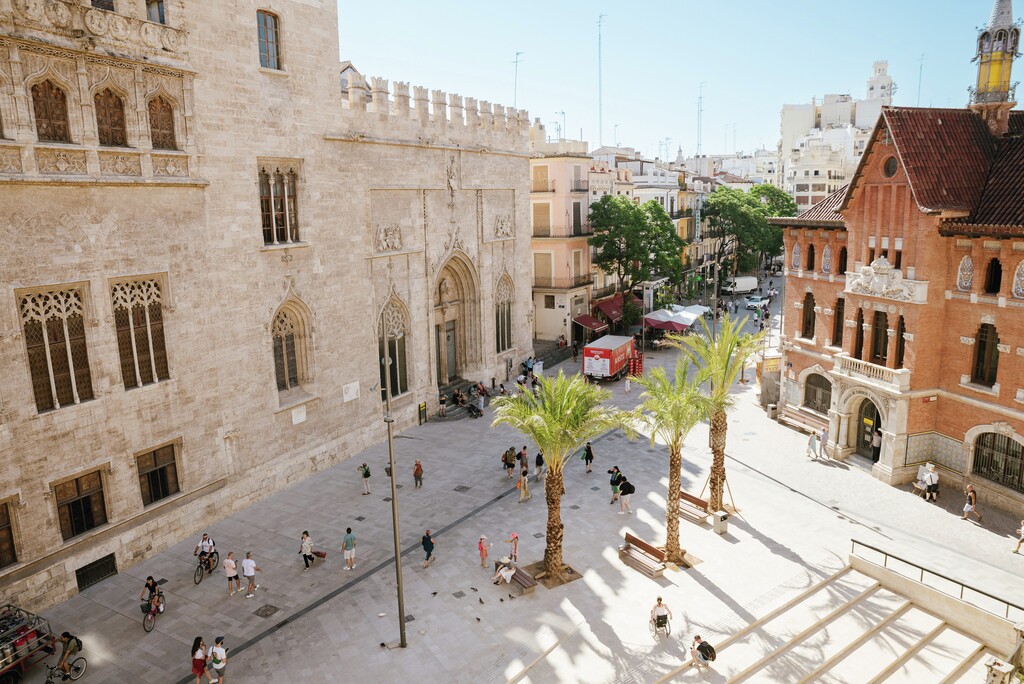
<box><xmin>491</xmin><ymin>371</ymin><xmax>624</xmax><ymax>581</ymax></box>
<box><xmin>631</xmin><ymin>358</ymin><xmax>711</xmax><ymax>565</ymax></box>
<box><xmin>675</xmin><ymin>316</ymin><xmax>764</xmax><ymax>512</ymax></box>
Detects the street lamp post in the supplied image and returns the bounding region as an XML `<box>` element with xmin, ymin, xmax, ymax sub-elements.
<box><xmin>381</xmin><ymin>347</ymin><xmax>407</xmax><ymax>648</ymax></box>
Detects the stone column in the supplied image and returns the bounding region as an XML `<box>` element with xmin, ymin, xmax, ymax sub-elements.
<box><xmin>983</xmin><ymin>656</ymin><xmax>1014</xmax><ymax>683</ymax></box>
<box><xmin>860</xmin><ymin>319</ymin><xmax>871</xmax><ymax>361</ymax></box>
<box><xmin>492</xmin><ymin>104</ymin><xmax>506</xmax><ymax>132</ymax></box>
<box><xmin>431</xmin><ymin>90</ymin><xmax>447</xmax><ymax>127</ymax></box>
<box><xmin>370</xmin><ymin>77</ymin><xmax>389</xmax><ymax>114</ymax></box>
<box><xmin>836</xmin><ymin>411</ymin><xmax>853</xmax><ymax>456</ymax></box>
<box><xmin>885</xmin><ymin>326</ymin><xmax>899</xmax><ymax>368</ymax></box>
<box><xmin>348</xmin><ymin>74</ymin><xmax>366</xmax><ymax>111</ymax></box>
<box><xmin>393</xmin><ymin>82</ymin><xmax>410</xmax><ymax>118</ymax></box>
<box><xmin>413</xmin><ymin>86</ymin><xmax>429</xmax><ymax>125</ymax></box>
<box><xmin>479</xmin><ymin>101</ymin><xmax>493</xmax><ymax>129</ymax></box>
<box><xmin>448</xmin><ymin>93</ymin><xmax>464</xmax><ymax>127</ymax></box>
<box><xmin>465</xmin><ymin>97</ymin><xmax>479</xmax><ymax>128</ymax></box>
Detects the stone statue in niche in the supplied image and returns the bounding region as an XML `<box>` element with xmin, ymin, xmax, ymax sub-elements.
<box><xmin>375</xmin><ymin>223</ymin><xmax>403</xmax><ymax>252</ymax></box>
<box><xmin>436</xmin><ymin>277</ymin><xmax>451</xmax><ymax>307</ymax></box>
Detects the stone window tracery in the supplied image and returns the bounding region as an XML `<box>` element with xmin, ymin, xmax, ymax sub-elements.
<box><xmin>19</xmin><ymin>288</ymin><xmax>94</xmax><ymax>412</ymax></box>
<box><xmin>148</xmin><ymin>96</ymin><xmax>176</xmax><ymax>150</ymax></box>
<box><xmin>95</xmin><ymin>88</ymin><xmax>128</xmax><ymax>147</ymax></box>
<box><xmin>495</xmin><ymin>277</ymin><xmax>513</xmax><ymax>353</ymax></box>
<box><xmin>378</xmin><ymin>299</ymin><xmax>409</xmax><ymax>399</ymax></box>
<box><xmin>791</xmin><ymin>244</ymin><xmax>801</xmax><ymax>270</ymax></box>
<box><xmin>272</xmin><ymin>309</ymin><xmax>302</xmax><ymax>392</ymax></box>
<box><xmin>111</xmin><ymin>280</ymin><xmax>169</xmax><ymax>390</ymax></box>
<box><xmin>957</xmin><ymin>255</ymin><xmax>974</xmax><ymax>291</ymax></box>
<box><xmin>32</xmin><ymin>80</ymin><xmax>71</xmax><ymax>143</ymax></box>
<box><xmin>259</xmin><ymin>166</ymin><xmax>300</xmax><ymax>245</ymax></box>
<box><xmin>821</xmin><ymin>245</ymin><xmax>832</xmax><ymax>274</ymax></box>
<box><xmin>1013</xmin><ymin>261</ymin><xmax>1024</xmax><ymax>298</ymax></box>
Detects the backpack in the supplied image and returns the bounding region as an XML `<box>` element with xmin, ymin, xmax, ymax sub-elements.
<box><xmin>362</xmin><ymin>466</ymin><xmax>370</xmax><ymax>478</ymax></box>
<box><xmin>698</xmin><ymin>641</ymin><xmax>716</xmax><ymax>661</ymax></box>
<box><xmin>74</xmin><ymin>636</ymin><xmax>83</xmax><ymax>651</ymax></box>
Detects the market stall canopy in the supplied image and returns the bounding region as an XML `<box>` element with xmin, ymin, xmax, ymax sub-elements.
<box><xmin>573</xmin><ymin>314</ymin><xmax>609</xmax><ymax>332</ymax></box>
<box><xmin>594</xmin><ymin>293</ymin><xmax>642</xmax><ymax>323</ymax></box>
<box><xmin>643</xmin><ymin>308</ymin><xmax>691</xmax><ymax>332</ymax></box>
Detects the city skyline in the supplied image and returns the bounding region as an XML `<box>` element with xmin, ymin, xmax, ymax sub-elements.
<box><xmin>337</xmin><ymin>0</ymin><xmax>1015</xmax><ymax>159</ymax></box>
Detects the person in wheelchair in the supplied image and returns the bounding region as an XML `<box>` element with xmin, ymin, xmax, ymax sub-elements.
<box><xmin>650</xmin><ymin>596</ymin><xmax>673</xmax><ymax>629</ymax></box>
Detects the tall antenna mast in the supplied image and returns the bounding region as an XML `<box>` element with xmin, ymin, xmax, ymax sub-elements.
<box><xmin>916</xmin><ymin>53</ymin><xmax>926</xmax><ymax>106</ymax></box>
<box><xmin>697</xmin><ymin>81</ymin><xmax>706</xmax><ymax>156</ymax></box>
<box><xmin>598</xmin><ymin>14</ymin><xmax>607</xmax><ymax>147</ymax></box>
<box><xmin>513</xmin><ymin>51</ymin><xmax>525</xmax><ymax>108</ymax></box>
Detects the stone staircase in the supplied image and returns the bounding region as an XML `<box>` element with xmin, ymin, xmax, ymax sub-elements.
<box><xmin>661</xmin><ymin>566</ymin><xmax>1000</xmax><ymax>683</ymax></box>
<box><xmin>431</xmin><ymin>377</ymin><xmax>481</xmax><ymax>422</ymax></box>
<box><xmin>533</xmin><ymin>339</ymin><xmax>574</xmax><ymax>373</ymax></box>
<box><xmin>777</xmin><ymin>404</ymin><xmax>828</xmax><ymax>436</ymax></box>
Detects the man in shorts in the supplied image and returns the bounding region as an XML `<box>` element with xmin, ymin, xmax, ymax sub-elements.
<box><xmin>194</xmin><ymin>533</ymin><xmax>216</xmax><ymax>574</ymax></box>
<box><xmin>1013</xmin><ymin>520</ymin><xmax>1024</xmax><ymax>554</ymax></box>
<box><xmin>691</xmin><ymin>635</ymin><xmax>713</xmax><ymax>670</ymax></box>
<box><xmin>57</xmin><ymin>631</ymin><xmax>80</xmax><ymax>676</ymax></box>
<box><xmin>241</xmin><ymin>551</ymin><xmax>260</xmax><ymax>598</ymax></box>
<box><xmin>207</xmin><ymin>636</ymin><xmax>228</xmax><ymax>682</ymax></box>
<box><xmin>342</xmin><ymin>527</ymin><xmax>356</xmax><ymax>570</ymax></box>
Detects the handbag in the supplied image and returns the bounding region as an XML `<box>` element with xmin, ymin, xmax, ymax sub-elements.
<box><xmin>313</xmin><ymin>550</ymin><xmax>327</xmax><ymax>559</ymax></box>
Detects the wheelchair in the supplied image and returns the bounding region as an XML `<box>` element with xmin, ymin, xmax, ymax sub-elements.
<box><xmin>650</xmin><ymin>613</ymin><xmax>671</xmax><ymax>637</ymax></box>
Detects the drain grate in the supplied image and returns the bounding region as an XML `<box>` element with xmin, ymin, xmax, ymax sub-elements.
<box><xmin>590</xmin><ymin>486</ymin><xmax>600</xmax><ymax>491</ymax></box>
<box><xmin>396</xmin><ymin>484</ymin><xmax>404</xmax><ymax>489</ymax></box>
<box><xmin>452</xmin><ymin>591</ymin><xmax>465</xmax><ymax>598</ymax></box>
<box><xmin>454</xmin><ymin>485</ymin><xmax>471</xmax><ymax>493</ymax></box>
<box><xmin>570</xmin><ymin>505</ymin><xmax>580</xmax><ymax>510</ymax></box>
<box><xmin>383</xmin><ymin>497</ymin><xmax>392</xmax><ymax>502</ymax></box>
<box><xmin>355</xmin><ymin>516</ymin><xmax>366</xmax><ymax>522</ymax></box>
<box><xmin>404</xmin><ymin>614</ymin><xmax>415</xmax><ymax>623</ymax></box>
<box><xmin>254</xmin><ymin>605</ymin><xmax>279</xmax><ymax>618</ymax></box>
<box><xmin>533</xmin><ymin>532</ymin><xmax>544</xmax><ymax>538</ymax></box>
<box><xmin>156</xmin><ymin>578</ymin><xmax>168</xmax><ymax>585</ymax></box>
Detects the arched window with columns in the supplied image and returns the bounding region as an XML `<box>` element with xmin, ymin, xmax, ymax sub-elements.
<box><xmin>379</xmin><ymin>298</ymin><xmax>409</xmax><ymax>399</ymax></box>
<box><xmin>972</xmin><ymin>432</ymin><xmax>1023</xmax><ymax>493</ymax></box>
<box><xmin>271</xmin><ymin>300</ymin><xmax>313</xmax><ymax>397</ymax></box>
<box><xmin>495</xmin><ymin>277</ymin><xmax>513</xmax><ymax>353</ymax></box>
<box><xmin>94</xmin><ymin>88</ymin><xmax>127</xmax><ymax>147</ymax></box>
<box><xmin>32</xmin><ymin>80</ymin><xmax>71</xmax><ymax>143</ymax></box>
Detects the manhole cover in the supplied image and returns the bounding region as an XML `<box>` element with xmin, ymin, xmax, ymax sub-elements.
<box><xmin>570</xmin><ymin>505</ymin><xmax>580</xmax><ymax>510</ymax></box>
<box><xmin>396</xmin><ymin>484</ymin><xmax>404</xmax><ymax>489</ymax></box>
<box><xmin>533</xmin><ymin>532</ymin><xmax>544</xmax><ymax>538</ymax></box>
<box><xmin>355</xmin><ymin>516</ymin><xmax>366</xmax><ymax>522</ymax></box>
<box><xmin>156</xmin><ymin>578</ymin><xmax>168</xmax><ymax>585</ymax></box>
<box><xmin>590</xmin><ymin>486</ymin><xmax>600</xmax><ymax>491</ymax></box>
<box><xmin>452</xmin><ymin>591</ymin><xmax>465</xmax><ymax>598</ymax></box>
<box><xmin>404</xmin><ymin>614</ymin><xmax>415</xmax><ymax>623</ymax></box>
<box><xmin>383</xmin><ymin>497</ymin><xmax>392</xmax><ymax>502</ymax></box>
<box><xmin>454</xmin><ymin>485</ymin><xmax>471</xmax><ymax>493</ymax></box>
<box><xmin>254</xmin><ymin>605</ymin><xmax>279</xmax><ymax>618</ymax></box>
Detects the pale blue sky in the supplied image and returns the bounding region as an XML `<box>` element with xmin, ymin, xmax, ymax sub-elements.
<box><xmin>337</xmin><ymin>1</ymin><xmax>1016</xmax><ymax>158</ymax></box>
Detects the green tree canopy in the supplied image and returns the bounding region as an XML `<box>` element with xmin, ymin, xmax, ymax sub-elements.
<box><xmin>588</xmin><ymin>195</ymin><xmax>686</xmax><ymax>294</ymax></box>
<box><xmin>703</xmin><ymin>185</ymin><xmax>797</xmax><ymax>274</ymax></box>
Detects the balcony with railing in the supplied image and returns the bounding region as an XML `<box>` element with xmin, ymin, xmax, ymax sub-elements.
<box><xmin>570</xmin><ymin>180</ymin><xmax>589</xmax><ymax>192</ymax></box>
<box><xmin>591</xmin><ymin>282</ymin><xmax>618</xmax><ymax>299</ymax></box>
<box><xmin>533</xmin><ymin>223</ymin><xmax>592</xmax><ymax>238</ymax></box>
<box><xmin>533</xmin><ymin>274</ymin><xmax>594</xmax><ymax>290</ymax></box>
<box><xmin>832</xmin><ymin>353</ymin><xmax>911</xmax><ymax>392</ymax></box>
<box><xmin>531</xmin><ymin>180</ymin><xmax>556</xmax><ymax>192</ymax></box>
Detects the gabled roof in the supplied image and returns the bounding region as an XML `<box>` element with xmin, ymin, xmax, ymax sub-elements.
<box><xmin>1009</xmin><ymin>110</ymin><xmax>1024</xmax><ymax>135</ymax></box>
<box><xmin>841</xmin><ymin>107</ymin><xmax>994</xmax><ymax>214</ymax></box>
<box><xmin>942</xmin><ymin>134</ymin><xmax>1024</xmax><ymax>232</ymax></box>
<box><xmin>769</xmin><ymin>185</ymin><xmax>847</xmax><ymax>228</ymax></box>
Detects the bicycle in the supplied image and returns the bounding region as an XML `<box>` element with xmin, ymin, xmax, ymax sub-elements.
<box><xmin>193</xmin><ymin>550</ymin><xmax>220</xmax><ymax>585</ymax></box>
<box><xmin>141</xmin><ymin>592</ymin><xmax>166</xmax><ymax>633</ymax></box>
<box><xmin>650</xmin><ymin>613</ymin><xmax>671</xmax><ymax>637</ymax></box>
<box><xmin>43</xmin><ymin>658</ymin><xmax>87</xmax><ymax>682</ymax></box>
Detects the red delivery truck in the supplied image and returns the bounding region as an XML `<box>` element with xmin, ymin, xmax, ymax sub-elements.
<box><xmin>583</xmin><ymin>335</ymin><xmax>635</xmax><ymax>381</ymax></box>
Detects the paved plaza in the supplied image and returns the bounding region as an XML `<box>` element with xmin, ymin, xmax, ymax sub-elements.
<box><xmin>27</xmin><ymin>310</ymin><xmax>1023</xmax><ymax>684</ymax></box>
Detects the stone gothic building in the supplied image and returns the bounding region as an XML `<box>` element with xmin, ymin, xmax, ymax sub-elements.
<box><xmin>773</xmin><ymin>0</ymin><xmax>1024</xmax><ymax>516</ymax></box>
<box><xmin>0</xmin><ymin>0</ymin><xmax>531</xmax><ymax>608</ymax></box>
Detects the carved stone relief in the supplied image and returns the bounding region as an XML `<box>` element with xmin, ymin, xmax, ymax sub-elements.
<box><xmin>957</xmin><ymin>255</ymin><xmax>974</xmax><ymax>291</ymax></box>
<box><xmin>375</xmin><ymin>223</ymin><xmax>403</xmax><ymax>252</ymax></box>
<box><xmin>152</xmin><ymin>155</ymin><xmax>188</xmax><ymax>177</ymax></box>
<box><xmin>846</xmin><ymin>257</ymin><xmax>915</xmax><ymax>302</ymax></box>
<box><xmin>494</xmin><ymin>214</ymin><xmax>513</xmax><ymax>238</ymax></box>
<box><xmin>36</xmin><ymin>149</ymin><xmax>87</xmax><ymax>175</ymax></box>
<box><xmin>98</xmin><ymin>152</ymin><xmax>141</xmax><ymax>176</ymax></box>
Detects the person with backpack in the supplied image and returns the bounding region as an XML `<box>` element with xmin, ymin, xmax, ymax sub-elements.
<box><xmin>691</xmin><ymin>635</ymin><xmax>716</xmax><ymax>670</ymax></box>
<box><xmin>607</xmin><ymin>466</ymin><xmax>622</xmax><ymax>504</ymax></box>
<box><xmin>413</xmin><ymin>460</ymin><xmax>424</xmax><ymax>488</ymax></box>
<box><xmin>57</xmin><ymin>631</ymin><xmax>82</xmax><ymax>677</ymax></box>
<box><xmin>583</xmin><ymin>442</ymin><xmax>595</xmax><ymax>473</ymax></box>
<box><xmin>358</xmin><ymin>462</ymin><xmax>371</xmax><ymax>495</ymax></box>
<box><xmin>502</xmin><ymin>447</ymin><xmax>517</xmax><ymax>479</ymax></box>
<box><xmin>618</xmin><ymin>476</ymin><xmax>635</xmax><ymax>514</ymax></box>
<box><xmin>534</xmin><ymin>450</ymin><xmax>545</xmax><ymax>483</ymax></box>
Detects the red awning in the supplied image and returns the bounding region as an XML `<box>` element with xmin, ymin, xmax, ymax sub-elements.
<box><xmin>573</xmin><ymin>314</ymin><xmax>609</xmax><ymax>332</ymax></box>
<box><xmin>594</xmin><ymin>293</ymin><xmax>641</xmax><ymax>323</ymax></box>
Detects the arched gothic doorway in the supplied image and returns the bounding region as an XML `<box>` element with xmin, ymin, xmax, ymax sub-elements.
<box><xmin>856</xmin><ymin>399</ymin><xmax>882</xmax><ymax>459</ymax></box>
<box><xmin>434</xmin><ymin>253</ymin><xmax>480</xmax><ymax>384</ymax></box>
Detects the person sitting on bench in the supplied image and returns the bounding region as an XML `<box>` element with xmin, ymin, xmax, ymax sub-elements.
<box><xmin>491</xmin><ymin>558</ymin><xmax>515</xmax><ymax>585</ymax></box>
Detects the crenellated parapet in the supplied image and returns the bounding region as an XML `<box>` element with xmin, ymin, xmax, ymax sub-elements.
<box><xmin>335</xmin><ymin>76</ymin><xmax>528</xmax><ymax>151</ymax></box>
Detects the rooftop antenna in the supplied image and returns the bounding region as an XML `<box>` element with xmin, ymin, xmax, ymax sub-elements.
<box><xmin>513</xmin><ymin>51</ymin><xmax>525</xmax><ymax>108</ymax></box>
<box><xmin>598</xmin><ymin>14</ymin><xmax>607</xmax><ymax>146</ymax></box>
<box><xmin>697</xmin><ymin>81</ymin><xmax>706</xmax><ymax>156</ymax></box>
<box><xmin>555</xmin><ymin>111</ymin><xmax>566</xmax><ymax>139</ymax></box>
<box><xmin>613</xmin><ymin>123</ymin><xmax>620</xmax><ymax>147</ymax></box>
<box><xmin>916</xmin><ymin>53</ymin><xmax>925</xmax><ymax>107</ymax></box>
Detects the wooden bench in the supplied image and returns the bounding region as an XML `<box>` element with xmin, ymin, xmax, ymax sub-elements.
<box><xmin>619</xmin><ymin>532</ymin><xmax>666</xmax><ymax>578</ymax></box>
<box><xmin>511</xmin><ymin>567</ymin><xmax>537</xmax><ymax>595</ymax></box>
<box><xmin>679</xmin><ymin>491</ymin><xmax>711</xmax><ymax>523</ymax></box>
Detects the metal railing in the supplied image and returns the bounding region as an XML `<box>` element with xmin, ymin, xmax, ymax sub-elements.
<box><xmin>533</xmin><ymin>274</ymin><xmax>593</xmax><ymax>289</ymax></box>
<box><xmin>532</xmin><ymin>225</ymin><xmax>551</xmax><ymax>237</ymax></box>
<box><xmin>531</xmin><ymin>180</ymin><xmax>555</xmax><ymax>192</ymax></box>
<box><xmin>591</xmin><ymin>283</ymin><xmax>618</xmax><ymax>299</ymax></box>
<box><xmin>851</xmin><ymin>539</ymin><xmax>1024</xmax><ymax>621</ymax></box>
<box><xmin>833</xmin><ymin>353</ymin><xmax>911</xmax><ymax>391</ymax></box>
<box><xmin>571</xmin><ymin>180</ymin><xmax>589</xmax><ymax>192</ymax></box>
<box><xmin>532</xmin><ymin>224</ymin><xmax>591</xmax><ymax>238</ymax></box>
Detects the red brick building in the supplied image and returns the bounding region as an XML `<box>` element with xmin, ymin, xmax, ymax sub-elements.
<box><xmin>773</xmin><ymin>0</ymin><xmax>1024</xmax><ymax>515</ymax></box>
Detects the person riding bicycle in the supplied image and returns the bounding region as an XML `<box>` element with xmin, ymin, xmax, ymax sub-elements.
<box><xmin>57</xmin><ymin>631</ymin><xmax>80</xmax><ymax>678</ymax></box>
<box><xmin>139</xmin><ymin>575</ymin><xmax>162</xmax><ymax>612</ymax></box>
<box><xmin>650</xmin><ymin>596</ymin><xmax>673</xmax><ymax>629</ymax></box>
<box><xmin>194</xmin><ymin>533</ymin><xmax>216</xmax><ymax>573</ymax></box>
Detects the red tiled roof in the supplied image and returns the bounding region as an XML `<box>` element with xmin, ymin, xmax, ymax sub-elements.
<box><xmin>944</xmin><ymin>134</ymin><xmax>1024</xmax><ymax>230</ymax></box>
<box><xmin>768</xmin><ymin>185</ymin><xmax>847</xmax><ymax>228</ymax></box>
<box><xmin>1009</xmin><ymin>110</ymin><xmax>1024</xmax><ymax>135</ymax></box>
<box><xmin>883</xmin><ymin>108</ymin><xmax>994</xmax><ymax>213</ymax></box>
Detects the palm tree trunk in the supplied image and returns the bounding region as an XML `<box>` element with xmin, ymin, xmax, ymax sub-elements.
<box><xmin>709</xmin><ymin>410</ymin><xmax>728</xmax><ymax>512</ymax></box>
<box><xmin>664</xmin><ymin>445</ymin><xmax>685</xmax><ymax>564</ymax></box>
<box><xmin>543</xmin><ymin>466</ymin><xmax>567</xmax><ymax>581</ymax></box>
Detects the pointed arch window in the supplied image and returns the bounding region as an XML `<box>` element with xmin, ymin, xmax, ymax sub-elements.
<box><xmin>1013</xmin><ymin>261</ymin><xmax>1024</xmax><ymax>298</ymax></box>
<box><xmin>495</xmin><ymin>278</ymin><xmax>513</xmax><ymax>353</ymax></box>
<box><xmin>806</xmin><ymin>244</ymin><xmax>816</xmax><ymax>271</ymax></box>
<box><xmin>821</xmin><ymin>245</ymin><xmax>832</xmax><ymax>274</ymax></box>
<box><xmin>870</xmin><ymin>311</ymin><xmax>889</xmax><ymax>366</ymax></box>
<box><xmin>111</xmin><ymin>280</ymin><xmax>169</xmax><ymax>390</ymax></box>
<box><xmin>984</xmin><ymin>258</ymin><xmax>1002</xmax><ymax>294</ymax></box>
<box><xmin>895</xmin><ymin>316</ymin><xmax>906</xmax><ymax>369</ymax></box>
<box><xmin>801</xmin><ymin>292</ymin><xmax>815</xmax><ymax>339</ymax></box>
<box><xmin>837</xmin><ymin>247</ymin><xmax>848</xmax><ymax>274</ymax></box>
<box><xmin>973</xmin><ymin>432</ymin><xmax>1024</xmax><ymax>494</ymax></box>
<box><xmin>148</xmin><ymin>96</ymin><xmax>177</xmax><ymax>150</ymax></box>
<box><xmin>18</xmin><ymin>288</ymin><xmax>94</xmax><ymax>412</ymax></box>
<box><xmin>853</xmin><ymin>309</ymin><xmax>865</xmax><ymax>359</ymax></box>
<box><xmin>94</xmin><ymin>88</ymin><xmax>127</xmax><ymax>147</ymax></box>
<box><xmin>379</xmin><ymin>299</ymin><xmax>409</xmax><ymax>399</ymax></box>
<box><xmin>831</xmin><ymin>297</ymin><xmax>845</xmax><ymax>348</ymax></box>
<box><xmin>32</xmin><ymin>80</ymin><xmax>71</xmax><ymax>143</ymax></box>
<box><xmin>972</xmin><ymin>323</ymin><xmax>999</xmax><ymax>387</ymax></box>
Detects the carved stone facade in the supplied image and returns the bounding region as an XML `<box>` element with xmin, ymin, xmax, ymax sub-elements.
<box><xmin>0</xmin><ymin>0</ymin><xmax>530</xmax><ymax>610</ymax></box>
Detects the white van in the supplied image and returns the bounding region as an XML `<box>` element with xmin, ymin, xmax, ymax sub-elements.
<box><xmin>722</xmin><ymin>276</ymin><xmax>758</xmax><ymax>295</ymax></box>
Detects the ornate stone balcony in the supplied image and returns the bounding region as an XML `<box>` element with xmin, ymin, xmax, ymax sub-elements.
<box><xmin>832</xmin><ymin>352</ymin><xmax>911</xmax><ymax>392</ymax></box>
<box><xmin>0</xmin><ymin>141</ymin><xmax>197</xmax><ymax>183</ymax></box>
<box><xmin>9</xmin><ymin>0</ymin><xmax>187</xmax><ymax>61</ymax></box>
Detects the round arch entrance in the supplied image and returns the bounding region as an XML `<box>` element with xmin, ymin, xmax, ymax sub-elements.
<box><xmin>434</xmin><ymin>252</ymin><xmax>480</xmax><ymax>384</ymax></box>
<box><xmin>855</xmin><ymin>399</ymin><xmax>882</xmax><ymax>459</ymax></box>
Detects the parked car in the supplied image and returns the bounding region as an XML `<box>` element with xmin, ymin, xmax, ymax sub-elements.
<box><xmin>744</xmin><ymin>295</ymin><xmax>770</xmax><ymax>310</ymax></box>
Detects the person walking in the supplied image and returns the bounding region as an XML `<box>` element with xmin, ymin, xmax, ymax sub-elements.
<box><xmin>191</xmin><ymin>637</ymin><xmax>213</xmax><ymax>684</ymax></box>
<box><xmin>413</xmin><ymin>460</ymin><xmax>424</xmax><ymax>488</ymax></box>
<box><xmin>478</xmin><ymin>535</ymin><xmax>492</xmax><ymax>568</ymax></box>
<box><xmin>1013</xmin><ymin>521</ymin><xmax>1024</xmax><ymax>553</ymax></box>
<box><xmin>438</xmin><ymin>392</ymin><xmax>447</xmax><ymax>417</ymax></box>
<box><xmin>504</xmin><ymin>533</ymin><xmax>519</xmax><ymax>563</ymax></box>
<box><xmin>607</xmin><ymin>466</ymin><xmax>622</xmax><ymax>504</ymax></box>
<box><xmin>518</xmin><ymin>467</ymin><xmax>532</xmax><ymax>503</ymax></box>
<box><xmin>572</xmin><ymin>341</ymin><xmax>579</xmax><ymax>362</ymax></box>
<box><xmin>534</xmin><ymin>450</ymin><xmax>545</xmax><ymax>483</ymax></box>
<box><xmin>923</xmin><ymin>464</ymin><xmax>939</xmax><ymax>502</ymax></box>
<box><xmin>871</xmin><ymin>429</ymin><xmax>882</xmax><ymax>463</ymax></box>
<box><xmin>300</xmin><ymin>531</ymin><xmax>316</xmax><ymax>571</ymax></box>
<box><xmin>962</xmin><ymin>484</ymin><xmax>983</xmax><ymax>522</ymax></box>
<box><xmin>342</xmin><ymin>527</ymin><xmax>356</xmax><ymax>570</ymax></box>
<box><xmin>807</xmin><ymin>430</ymin><xmax>819</xmax><ymax>460</ymax></box>
<box><xmin>820</xmin><ymin>426</ymin><xmax>830</xmax><ymax>460</ymax></box>
<box><xmin>518</xmin><ymin>446</ymin><xmax>530</xmax><ymax>472</ymax></box>
<box><xmin>624</xmin><ymin>375</ymin><xmax>632</xmax><ymax>393</ymax></box>
<box><xmin>503</xmin><ymin>447</ymin><xmax>517</xmax><ymax>479</ymax></box>
<box><xmin>358</xmin><ymin>462</ymin><xmax>372</xmax><ymax>495</ymax></box>
<box><xmin>618</xmin><ymin>476</ymin><xmax>635</xmax><ymax>514</ymax></box>
<box><xmin>207</xmin><ymin>636</ymin><xmax>227</xmax><ymax>683</ymax></box>
<box><xmin>421</xmin><ymin>530</ymin><xmax>436</xmax><ymax>568</ymax></box>
<box><xmin>223</xmin><ymin>552</ymin><xmax>241</xmax><ymax>597</ymax></box>
<box><xmin>241</xmin><ymin>551</ymin><xmax>260</xmax><ymax>598</ymax></box>
<box><xmin>583</xmin><ymin>441</ymin><xmax>595</xmax><ymax>473</ymax></box>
